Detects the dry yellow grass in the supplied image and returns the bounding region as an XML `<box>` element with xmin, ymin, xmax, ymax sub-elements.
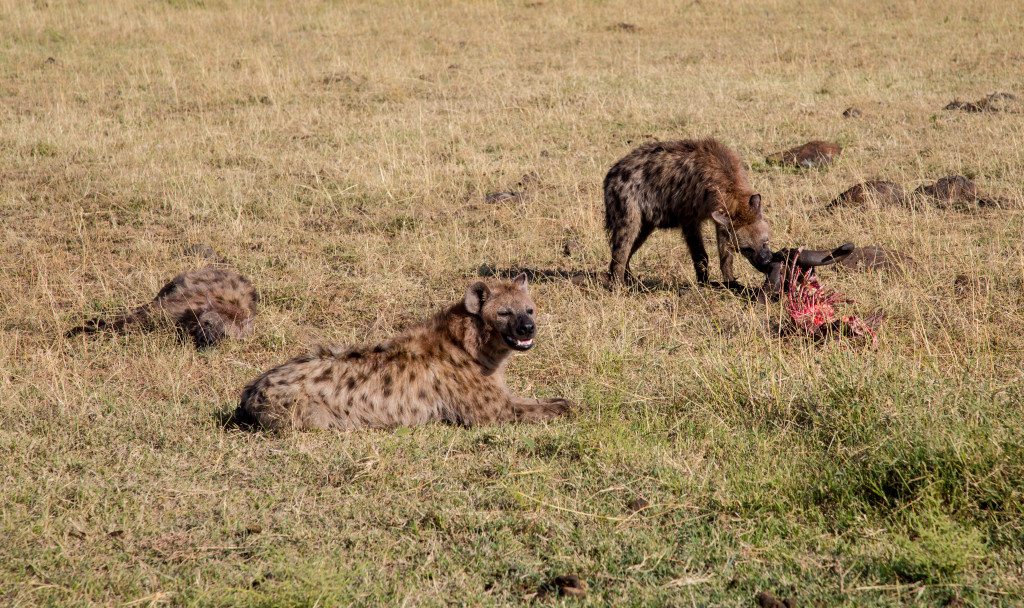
<box><xmin>2</xmin><ymin>0</ymin><xmax>1023</xmax><ymax>605</ymax></box>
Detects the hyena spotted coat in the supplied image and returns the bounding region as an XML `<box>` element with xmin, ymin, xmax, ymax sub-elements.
<box><xmin>236</xmin><ymin>275</ymin><xmax>571</xmax><ymax>431</ymax></box>
<box><xmin>604</xmin><ymin>138</ymin><xmax>772</xmax><ymax>286</ymax></box>
<box><xmin>67</xmin><ymin>266</ymin><xmax>258</xmax><ymax>349</ymax></box>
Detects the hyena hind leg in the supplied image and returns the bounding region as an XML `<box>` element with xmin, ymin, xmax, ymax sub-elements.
<box><xmin>608</xmin><ymin>221</ymin><xmax>643</xmax><ymax>286</ymax></box>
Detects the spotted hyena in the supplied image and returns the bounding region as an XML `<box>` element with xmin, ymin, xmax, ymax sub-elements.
<box><xmin>235</xmin><ymin>274</ymin><xmax>571</xmax><ymax>431</ymax></box>
<box><xmin>603</xmin><ymin>138</ymin><xmax>772</xmax><ymax>286</ymax></box>
<box><xmin>67</xmin><ymin>265</ymin><xmax>258</xmax><ymax>349</ymax></box>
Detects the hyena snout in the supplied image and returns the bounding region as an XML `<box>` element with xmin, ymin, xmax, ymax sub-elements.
<box><xmin>503</xmin><ymin>314</ymin><xmax>535</xmax><ymax>350</ymax></box>
<box><xmin>741</xmin><ymin>243</ymin><xmax>774</xmax><ymax>268</ymax></box>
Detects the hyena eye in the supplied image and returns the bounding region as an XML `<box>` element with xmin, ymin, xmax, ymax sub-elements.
<box><xmin>526</xmin><ymin>308</ymin><xmax>534</xmax><ymax>315</ymax></box>
<box><xmin>497</xmin><ymin>309</ymin><xmax>512</xmax><ymax>317</ymax></box>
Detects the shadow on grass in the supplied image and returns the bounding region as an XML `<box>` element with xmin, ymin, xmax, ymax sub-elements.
<box><xmin>214</xmin><ymin>405</ymin><xmax>264</xmax><ymax>433</ymax></box>
<box><xmin>477</xmin><ymin>264</ymin><xmax>756</xmax><ymax>297</ymax></box>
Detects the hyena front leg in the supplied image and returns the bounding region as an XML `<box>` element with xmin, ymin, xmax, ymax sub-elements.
<box><xmin>508</xmin><ymin>396</ymin><xmax>573</xmax><ymax>423</ymax></box>
<box><xmin>683</xmin><ymin>225</ymin><xmax>710</xmax><ymax>284</ymax></box>
<box><xmin>715</xmin><ymin>225</ymin><xmax>737</xmax><ymax>285</ymax></box>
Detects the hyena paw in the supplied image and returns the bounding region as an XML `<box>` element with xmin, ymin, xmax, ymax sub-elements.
<box><xmin>542</xmin><ymin>397</ymin><xmax>574</xmax><ymax>418</ymax></box>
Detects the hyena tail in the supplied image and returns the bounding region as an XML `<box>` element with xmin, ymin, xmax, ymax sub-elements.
<box><xmin>230</xmin><ymin>383</ymin><xmax>265</xmax><ymax>429</ymax></box>
<box><xmin>65</xmin><ymin>305</ymin><xmax>151</xmax><ymax>338</ymax></box>
<box><xmin>603</xmin><ymin>178</ymin><xmax>622</xmax><ymax>233</ymax></box>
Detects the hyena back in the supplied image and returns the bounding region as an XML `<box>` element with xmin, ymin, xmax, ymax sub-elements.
<box><xmin>236</xmin><ymin>275</ymin><xmax>571</xmax><ymax>431</ymax></box>
<box><xmin>67</xmin><ymin>266</ymin><xmax>257</xmax><ymax>349</ymax></box>
<box><xmin>603</xmin><ymin>138</ymin><xmax>771</xmax><ymax>286</ymax></box>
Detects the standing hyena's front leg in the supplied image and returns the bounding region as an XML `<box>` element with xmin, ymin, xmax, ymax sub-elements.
<box><xmin>683</xmin><ymin>225</ymin><xmax>710</xmax><ymax>284</ymax></box>
<box><xmin>715</xmin><ymin>225</ymin><xmax>737</xmax><ymax>285</ymax></box>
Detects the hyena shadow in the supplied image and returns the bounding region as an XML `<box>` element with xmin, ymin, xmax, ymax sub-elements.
<box><xmin>477</xmin><ymin>264</ymin><xmax>739</xmax><ymax>294</ymax></box>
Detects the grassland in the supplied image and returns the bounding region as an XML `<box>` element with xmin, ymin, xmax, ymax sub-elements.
<box><xmin>2</xmin><ymin>0</ymin><xmax>1023</xmax><ymax>605</ymax></box>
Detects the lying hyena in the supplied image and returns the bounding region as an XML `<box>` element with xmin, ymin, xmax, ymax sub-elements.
<box><xmin>236</xmin><ymin>274</ymin><xmax>572</xmax><ymax>431</ymax></box>
<box><xmin>67</xmin><ymin>266</ymin><xmax>258</xmax><ymax>349</ymax></box>
<box><xmin>604</xmin><ymin>138</ymin><xmax>772</xmax><ymax>286</ymax></box>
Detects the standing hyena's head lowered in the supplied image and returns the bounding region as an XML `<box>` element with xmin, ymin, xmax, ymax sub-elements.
<box><xmin>464</xmin><ymin>273</ymin><xmax>536</xmax><ymax>351</ymax></box>
<box><xmin>711</xmin><ymin>193</ymin><xmax>772</xmax><ymax>268</ymax></box>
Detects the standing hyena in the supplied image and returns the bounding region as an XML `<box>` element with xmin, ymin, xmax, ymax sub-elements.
<box><xmin>604</xmin><ymin>138</ymin><xmax>772</xmax><ymax>286</ymax></box>
<box><xmin>235</xmin><ymin>274</ymin><xmax>572</xmax><ymax>431</ymax></box>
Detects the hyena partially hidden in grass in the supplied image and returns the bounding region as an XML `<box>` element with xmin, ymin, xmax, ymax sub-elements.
<box><xmin>67</xmin><ymin>266</ymin><xmax>258</xmax><ymax>349</ymax></box>
<box><xmin>236</xmin><ymin>275</ymin><xmax>571</xmax><ymax>431</ymax></box>
<box><xmin>604</xmin><ymin>139</ymin><xmax>772</xmax><ymax>286</ymax></box>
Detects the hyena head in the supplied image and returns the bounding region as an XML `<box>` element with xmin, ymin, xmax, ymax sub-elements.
<box><xmin>711</xmin><ymin>193</ymin><xmax>772</xmax><ymax>267</ymax></box>
<box><xmin>463</xmin><ymin>273</ymin><xmax>536</xmax><ymax>351</ymax></box>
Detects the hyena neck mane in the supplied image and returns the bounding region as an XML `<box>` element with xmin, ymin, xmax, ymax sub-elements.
<box><xmin>432</xmin><ymin>303</ymin><xmax>512</xmax><ymax>376</ymax></box>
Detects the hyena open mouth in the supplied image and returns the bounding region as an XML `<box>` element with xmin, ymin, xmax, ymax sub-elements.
<box><xmin>504</xmin><ymin>335</ymin><xmax>534</xmax><ymax>351</ymax></box>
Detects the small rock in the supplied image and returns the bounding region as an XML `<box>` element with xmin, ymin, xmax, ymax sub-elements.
<box><xmin>244</xmin><ymin>523</ymin><xmax>263</xmax><ymax>535</ymax></box>
<box><xmin>912</xmin><ymin>175</ymin><xmax>997</xmax><ymax>211</ymax></box>
<box><xmin>944</xmin><ymin>92</ymin><xmax>1019</xmax><ymax>113</ymax></box>
<box><xmin>517</xmin><ymin>171</ymin><xmax>540</xmax><ymax>187</ymax></box>
<box><xmin>766</xmin><ymin>141</ymin><xmax>842</xmax><ymax>169</ymax></box>
<box><xmin>484</xmin><ymin>191</ymin><xmax>522</xmax><ymax>204</ymax></box>
<box><xmin>548</xmin><ymin>574</ymin><xmax>587</xmax><ymax>598</ymax></box>
<box><xmin>953</xmin><ymin>273</ymin><xmax>990</xmax><ymax>295</ymax></box>
<box><xmin>826</xmin><ymin>180</ymin><xmax>908</xmax><ymax>210</ymax></box>
<box><xmin>915</xmin><ymin>175</ymin><xmax>976</xmax><ymax>202</ymax></box>
<box><xmin>756</xmin><ymin>591</ymin><xmax>791</xmax><ymax>608</ymax></box>
<box><xmin>842</xmin><ymin>107</ymin><xmax>862</xmax><ymax>118</ymax></box>
<box><xmin>838</xmin><ymin>245</ymin><xmax>912</xmax><ymax>273</ymax></box>
<box><xmin>184</xmin><ymin>243</ymin><xmax>220</xmax><ymax>260</ymax></box>
<box><xmin>626</xmin><ymin>496</ymin><xmax>649</xmax><ymax>512</ymax></box>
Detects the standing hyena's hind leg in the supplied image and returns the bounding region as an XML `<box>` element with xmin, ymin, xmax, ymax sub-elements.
<box><xmin>608</xmin><ymin>221</ymin><xmax>641</xmax><ymax>286</ymax></box>
<box><xmin>683</xmin><ymin>225</ymin><xmax>711</xmax><ymax>284</ymax></box>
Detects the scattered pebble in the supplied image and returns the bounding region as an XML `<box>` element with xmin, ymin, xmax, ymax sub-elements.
<box><xmin>766</xmin><ymin>141</ymin><xmax>841</xmax><ymax>169</ymax></box>
<box><xmin>838</xmin><ymin>245</ymin><xmax>911</xmax><ymax>272</ymax></box>
<box><xmin>826</xmin><ymin>180</ymin><xmax>908</xmax><ymax>210</ymax></box>
<box><xmin>953</xmin><ymin>273</ymin><xmax>990</xmax><ymax>295</ymax></box>
<box><xmin>756</xmin><ymin>591</ymin><xmax>796</xmax><ymax>608</ymax></box>
<box><xmin>547</xmin><ymin>574</ymin><xmax>587</xmax><ymax>598</ymax></box>
<box><xmin>912</xmin><ymin>175</ymin><xmax>1008</xmax><ymax>211</ymax></box>
<box><xmin>484</xmin><ymin>191</ymin><xmax>522</xmax><ymax>204</ymax></box>
<box><xmin>626</xmin><ymin>496</ymin><xmax>649</xmax><ymax>512</ymax></box>
<box><xmin>944</xmin><ymin>92</ymin><xmax>1018</xmax><ymax>113</ymax></box>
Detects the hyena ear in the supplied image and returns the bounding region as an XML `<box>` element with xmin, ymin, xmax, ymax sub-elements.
<box><xmin>464</xmin><ymin>281</ymin><xmax>489</xmax><ymax>316</ymax></box>
<box><xmin>512</xmin><ymin>272</ymin><xmax>528</xmax><ymax>292</ymax></box>
<box><xmin>711</xmin><ymin>208</ymin><xmax>731</xmax><ymax>228</ymax></box>
<box><xmin>749</xmin><ymin>194</ymin><xmax>762</xmax><ymax>213</ymax></box>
